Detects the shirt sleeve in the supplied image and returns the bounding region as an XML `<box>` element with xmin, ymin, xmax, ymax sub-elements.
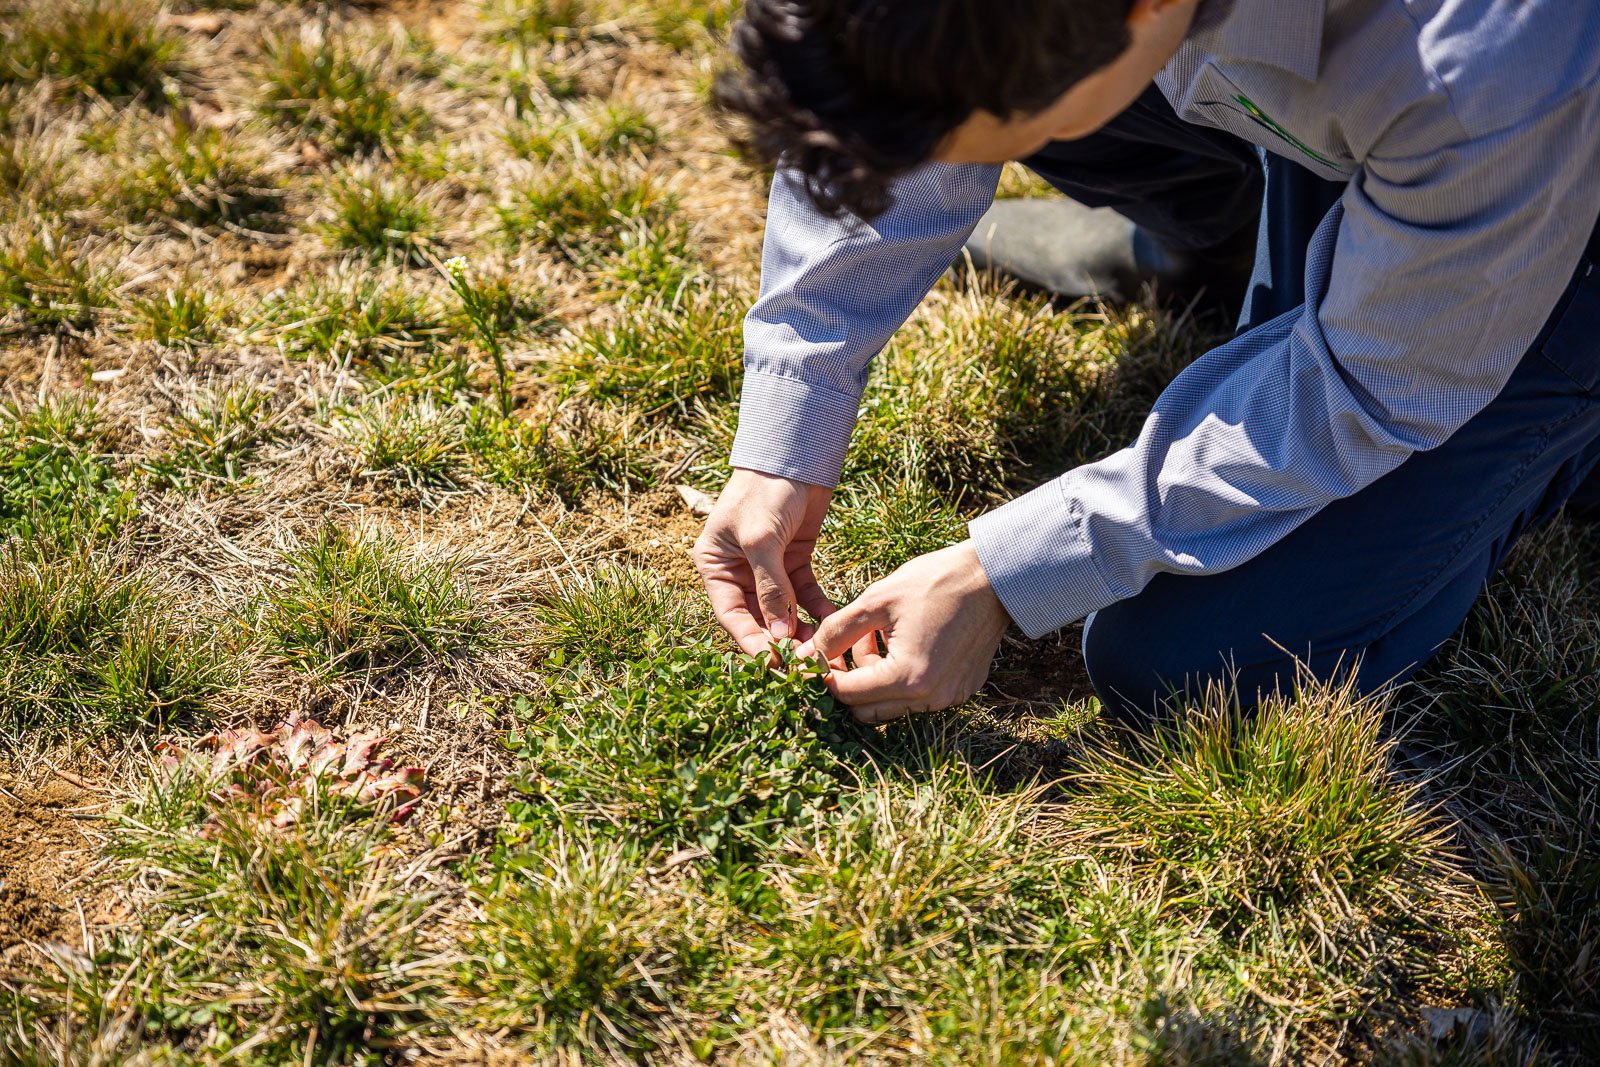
<box><xmin>970</xmin><ymin>91</ymin><xmax>1600</xmax><ymax>640</ymax></box>
<box><xmin>728</xmin><ymin>162</ymin><xmax>1002</xmax><ymax>488</ymax></box>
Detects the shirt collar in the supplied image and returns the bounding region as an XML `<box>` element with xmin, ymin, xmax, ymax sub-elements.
<box><xmin>1184</xmin><ymin>0</ymin><xmax>1329</xmax><ymax>82</ymax></box>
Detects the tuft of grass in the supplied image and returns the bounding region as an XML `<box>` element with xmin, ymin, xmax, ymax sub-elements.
<box><xmin>319</xmin><ymin>172</ymin><xmax>440</xmax><ymax>265</ymax></box>
<box><xmin>0</xmin><ymin>394</ymin><xmax>133</xmax><ymax>542</ymax></box>
<box><xmin>503</xmin><ymin>644</ymin><xmax>861</xmax><ymax>863</ymax></box>
<box><xmin>600</xmin><ymin>220</ymin><xmax>699</xmax><ymax>296</ymax></box>
<box><xmin>530</xmin><ymin>565</ymin><xmax>714</xmax><ymax>671</ymax></box>
<box><xmin>820</xmin><ymin>452</ymin><xmax>971</xmax><ymax>598</ymax></box>
<box><xmin>844</xmin><ymin>288</ymin><xmax>1202</xmax><ymax>497</ymax></box>
<box><xmin>257</xmin><ymin>32</ymin><xmax>423</xmax><ymax>154</ymax></box>
<box><xmin>480</xmin><ymin>0</ymin><xmax>598</xmax><ymax>47</ymax></box>
<box><xmin>547</xmin><ymin>287</ymin><xmax>741</xmax><ymax>416</ymax></box>
<box><xmin>145</xmin><ymin>383</ymin><xmax>277</xmax><ymax>489</ymax></box>
<box><xmin>0</xmin><ymin>227</ymin><xmax>113</xmax><ymax>334</ymax></box>
<box><xmin>127</xmin><ymin>278</ymin><xmax>230</xmax><ymax>348</ymax></box>
<box><xmin>1413</xmin><ymin>523</ymin><xmax>1600</xmax><ymax>1056</ymax></box>
<box><xmin>1069</xmin><ymin>678</ymin><xmax>1442</xmax><ymax>916</ymax></box>
<box><xmin>498</xmin><ymin>163</ymin><xmax>677</xmax><ymax>262</ymax></box>
<box><xmin>0</xmin><ymin>541</ymin><xmax>236</xmax><ymax>735</ymax></box>
<box><xmin>339</xmin><ymin>394</ymin><xmax>469</xmax><ymax>499</ymax></box>
<box><xmin>260</xmin><ymin>524</ymin><xmax>485</xmax><ymax>678</ymax></box>
<box><xmin>110</xmin><ymin>120</ymin><xmax>285</xmax><ymax>232</ymax></box>
<box><xmin>738</xmin><ymin>769</ymin><xmax>1068</xmax><ymax>1038</ymax></box>
<box><xmin>639</xmin><ymin>0</ymin><xmax>737</xmax><ymax>51</ymax></box>
<box><xmin>1062</xmin><ymin>674</ymin><xmax>1458</xmax><ymax>1018</ymax></box>
<box><xmin>505</xmin><ymin>100</ymin><xmax>659</xmax><ymax>161</ymax></box>
<box><xmin>0</xmin><ymin>0</ymin><xmax>184</xmax><ymax>103</ymax></box>
<box><xmin>0</xmin><ymin>128</ymin><xmax>77</xmax><ymax>215</ymax></box>
<box><xmin>256</xmin><ymin>269</ymin><xmax>448</xmax><ymax>374</ymax></box>
<box><xmin>464</xmin><ymin>835</ymin><xmax>703</xmax><ymax>1057</ymax></box>
<box><xmin>465</xmin><ymin>399</ymin><xmax>652</xmax><ymax>500</ymax></box>
<box><xmin>12</xmin><ymin>746</ymin><xmax>441</xmax><ymax>1061</ymax></box>
<box><xmin>488</xmin><ymin>50</ymin><xmax>585</xmax><ymax>120</ymax></box>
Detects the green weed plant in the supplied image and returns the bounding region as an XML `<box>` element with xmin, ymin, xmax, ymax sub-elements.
<box><xmin>503</xmin><ymin>644</ymin><xmax>861</xmax><ymax>863</ymax></box>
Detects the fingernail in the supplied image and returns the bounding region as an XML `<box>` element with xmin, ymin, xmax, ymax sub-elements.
<box><xmin>770</xmin><ymin>617</ymin><xmax>791</xmax><ymax>640</ymax></box>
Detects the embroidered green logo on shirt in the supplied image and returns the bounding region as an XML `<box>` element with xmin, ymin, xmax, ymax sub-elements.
<box><xmin>1232</xmin><ymin>93</ymin><xmax>1338</xmax><ymax>168</ymax></box>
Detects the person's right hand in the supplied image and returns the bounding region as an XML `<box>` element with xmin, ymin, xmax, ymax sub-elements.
<box><xmin>693</xmin><ymin>468</ymin><xmax>837</xmax><ymax>657</ymax></box>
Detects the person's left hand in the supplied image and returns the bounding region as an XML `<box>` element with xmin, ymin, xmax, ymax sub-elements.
<box><xmin>804</xmin><ymin>541</ymin><xmax>1012</xmax><ymax>723</ymax></box>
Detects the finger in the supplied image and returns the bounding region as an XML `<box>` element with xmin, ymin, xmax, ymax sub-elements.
<box><xmin>812</xmin><ymin>595</ymin><xmax>893</xmax><ymax>664</ymax></box>
<box><xmin>702</xmin><ymin>571</ymin><xmax>781</xmax><ymax>657</ymax></box>
<box><xmin>824</xmin><ymin>655</ymin><xmax>920</xmax><ymax>707</ymax></box>
<box><xmin>852</xmin><ymin>631</ymin><xmax>881</xmax><ymax>667</ymax></box>
<box><xmin>790</xmin><ymin>563</ymin><xmax>838</xmax><ymax>625</ymax></box>
<box><xmin>847</xmin><ymin>700</ymin><xmax>922</xmax><ymax>725</ymax></box>
<box><xmin>746</xmin><ymin>541</ymin><xmax>799</xmax><ymax>641</ymax></box>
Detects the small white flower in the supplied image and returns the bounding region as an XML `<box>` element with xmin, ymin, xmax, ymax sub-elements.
<box><xmin>443</xmin><ymin>256</ymin><xmax>469</xmax><ymax>278</ymax></box>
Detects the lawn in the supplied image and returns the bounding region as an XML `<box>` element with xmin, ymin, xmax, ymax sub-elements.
<box><xmin>0</xmin><ymin>1</ymin><xmax>1597</xmax><ymax>1063</ymax></box>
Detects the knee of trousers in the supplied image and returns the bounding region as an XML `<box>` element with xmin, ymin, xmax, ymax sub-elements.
<box><xmin>1081</xmin><ymin>598</ymin><xmax>1302</xmax><ymax>728</ymax></box>
<box><xmin>1082</xmin><ymin>601</ymin><xmax>1215</xmax><ymax>727</ymax></box>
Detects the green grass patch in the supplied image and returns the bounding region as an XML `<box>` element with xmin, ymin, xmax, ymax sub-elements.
<box><xmin>504</xmin><ymin>100</ymin><xmax>659</xmax><ymax>161</ymax></box>
<box><xmin>257</xmin><ymin>32</ymin><xmax>424</xmax><ymax>154</ymax></box>
<box><xmin>127</xmin><ymin>277</ymin><xmax>230</xmax><ymax>348</ymax></box>
<box><xmin>498</xmin><ymin>163</ymin><xmax>677</xmax><ymax>262</ymax></box>
<box><xmin>0</xmin><ymin>394</ymin><xmax>132</xmax><ymax>542</ymax></box>
<box><xmin>1068</xmin><ymin>679</ymin><xmax>1445</xmax><ymax>924</ymax></box>
<box><xmin>0</xmin><ymin>227</ymin><xmax>113</xmax><ymax>334</ymax></box>
<box><xmin>820</xmin><ymin>454</ymin><xmax>971</xmax><ymax>598</ymax></box>
<box><xmin>733</xmin><ymin>769</ymin><xmax>1069</xmax><ymax>1040</ymax></box>
<box><xmin>850</xmin><ymin>290</ymin><xmax>1202</xmax><ymax>496</ymax></box>
<box><xmin>110</xmin><ymin>120</ymin><xmax>285</xmax><ymax>232</ymax></box>
<box><xmin>255</xmin><ymin>269</ymin><xmax>449</xmax><ymax>374</ymax></box>
<box><xmin>9</xmin><ymin>734</ymin><xmax>438</xmax><ymax>1060</ymax></box>
<box><xmin>0</xmin><ymin>541</ymin><xmax>236</xmax><ymax>735</ymax></box>
<box><xmin>338</xmin><ymin>395</ymin><xmax>470</xmax><ymax>499</ymax></box>
<box><xmin>637</xmin><ymin>0</ymin><xmax>737</xmax><ymax>51</ymax></box>
<box><xmin>547</xmin><ymin>287</ymin><xmax>741</xmax><ymax>416</ymax></box>
<box><xmin>480</xmin><ymin>0</ymin><xmax>599</xmax><ymax>47</ymax></box>
<box><xmin>465</xmin><ymin>400</ymin><xmax>652</xmax><ymax>499</ymax></box>
<box><xmin>259</xmin><ymin>524</ymin><xmax>485</xmax><ymax>679</ymax></box>
<box><xmin>0</xmin><ymin>0</ymin><xmax>184</xmax><ymax>103</ymax></box>
<box><xmin>145</xmin><ymin>383</ymin><xmax>277</xmax><ymax>489</ymax></box>
<box><xmin>0</xmin><ymin>129</ymin><xmax>76</xmax><ymax>216</ymax></box>
<box><xmin>530</xmin><ymin>565</ymin><xmax>714</xmax><ymax>671</ymax></box>
<box><xmin>319</xmin><ymin>171</ymin><xmax>440</xmax><ymax>265</ymax></box>
<box><xmin>600</xmin><ymin>220</ymin><xmax>699</xmax><ymax>296</ymax></box>
<box><xmin>502</xmin><ymin>644</ymin><xmax>860</xmax><ymax>863</ymax></box>
<box><xmin>464</xmin><ymin>835</ymin><xmax>707</xmax><ymax>1057</ymax></box>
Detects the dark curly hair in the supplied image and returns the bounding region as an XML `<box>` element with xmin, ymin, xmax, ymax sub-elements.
<box><xmin>717</xmin><ymin>0</ymin><xmax>1136</xmax><ymax>220</ymax></box>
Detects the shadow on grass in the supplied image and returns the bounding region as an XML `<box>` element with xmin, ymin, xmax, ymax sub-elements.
<box><xmin>1396</xmin><ymin>521</ymin><xmax>1600</xmax><ymax>1063</ymax></box>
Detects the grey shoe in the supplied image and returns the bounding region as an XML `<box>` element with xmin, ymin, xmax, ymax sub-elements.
<box><xmin>962</xmin><ymin>198</ymin><xmax>1252</xmax><ymax>306</ymax></box>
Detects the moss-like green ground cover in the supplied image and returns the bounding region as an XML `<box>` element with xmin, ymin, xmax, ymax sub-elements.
<box><xmin>0</xmin><ymin>1</ymin><xmax>1596</xmax><ymax>1063</ymax></box>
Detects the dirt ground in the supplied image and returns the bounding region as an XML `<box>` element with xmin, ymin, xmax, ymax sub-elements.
<box><xmin>0</xmin><ymin>768</ymin><xmax>108</xmax><ymax>955</ymax></box>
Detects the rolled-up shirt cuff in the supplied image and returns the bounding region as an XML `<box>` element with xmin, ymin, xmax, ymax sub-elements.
<box><xmin>728</xmin><ymin>368</ymin><xmax>863</xmax><ymax>489</ymax></box>
<box><xmin>968</xmin><ymin>480</ymin><xmax>1120</xmax><ymax>640</ymax></box>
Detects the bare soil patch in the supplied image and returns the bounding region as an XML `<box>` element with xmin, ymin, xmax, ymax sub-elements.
<box><xmin>0</xmin><ymin>769</ymin><xmax>104</xmax><ymax>954</ymax></box>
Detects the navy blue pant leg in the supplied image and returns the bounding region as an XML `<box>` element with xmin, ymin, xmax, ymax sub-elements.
<box><xmin>1080</xmin><ymin>165</ymin><xmax>1600</xmax><ymax>723</ymax></box>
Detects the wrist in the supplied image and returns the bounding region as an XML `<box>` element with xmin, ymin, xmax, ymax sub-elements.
<box><xmin>952</xmin><ymin>540</ymin><xmax>1011</xmax><ymax>624</ymax></box>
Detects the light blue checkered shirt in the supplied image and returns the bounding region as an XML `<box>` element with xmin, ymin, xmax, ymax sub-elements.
<box><xmin>728</xmin><ymin>0</ymin><xmax>1600</xmax><ymax>639</ymax></box>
